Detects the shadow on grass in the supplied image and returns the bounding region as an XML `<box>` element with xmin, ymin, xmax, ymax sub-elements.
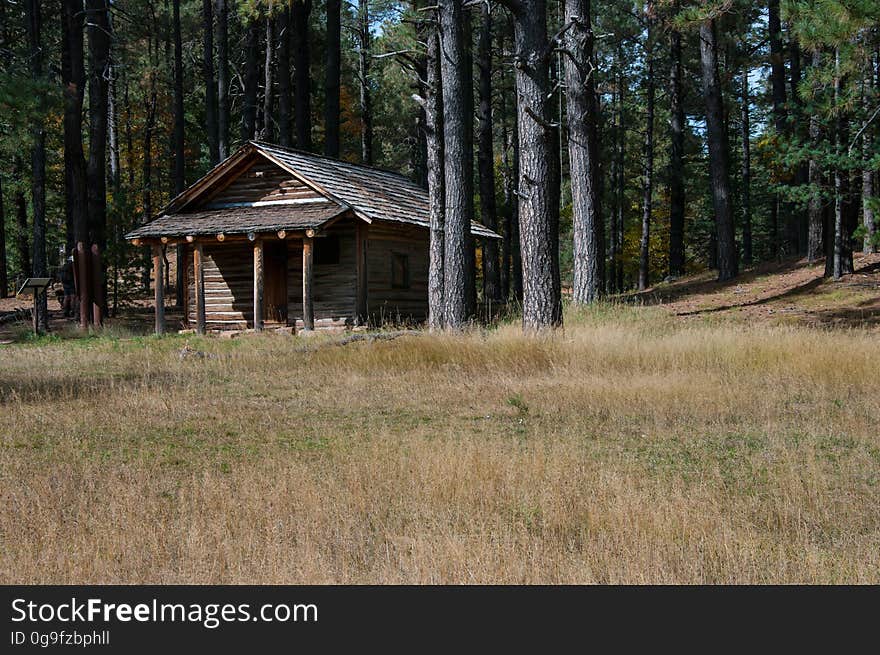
<box><xmin>0</xmin><ymin>370</ymin><xmax>171</xmax><ymax>405</ymax></box>
<box><xmin>625</xmin><ymin>256</ymin><xmax>818</xmax><ymax>308</ymax></box>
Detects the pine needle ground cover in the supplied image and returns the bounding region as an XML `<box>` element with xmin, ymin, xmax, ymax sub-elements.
<box><xmin>1</xmin><ymin>307</ymin><xmax>878</xmax><ymax>583</ymax></box>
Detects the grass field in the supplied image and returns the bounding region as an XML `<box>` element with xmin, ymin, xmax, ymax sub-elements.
<box><xmin>2</xmin><ymin>291</ymin><xmax>878</xmax><ymax>583</ymax></box>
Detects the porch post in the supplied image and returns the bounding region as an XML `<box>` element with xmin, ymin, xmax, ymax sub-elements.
<box><xmin>302</xmin><ymin>235</ymin><xmax>314</xmax><ymax>331</ymax></box>
<box><xmin>253</xmin><ymin>237</ymin><xmax>264</xmax><ymax>331</ymax></box>
<box><xmin>355</xmin><ymin>223</ymin><xmax>368</xmax><ymax>325</ymax></box>
<box><xmin>194</xmin><ymin>242</ymin><xmax>206</xmax><ymax>335</ymax></box>
<box><xmin>153</xmin><ymin>244</ymin><xmax>165</xmax><ymax>335</ymax></box>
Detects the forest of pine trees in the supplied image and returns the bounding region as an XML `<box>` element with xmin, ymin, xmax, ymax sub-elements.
<box><xmin>0</xmin><ymin>0</ymin><xmax>878</xmax><ymax>332</ymax></box>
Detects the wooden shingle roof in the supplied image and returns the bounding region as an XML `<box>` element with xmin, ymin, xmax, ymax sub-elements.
<box><xmin>126</xmin><ymin>142</ymin><xmax>501</xmax><ymax>241</ymax></box>
<box><xmin>127</xmin><ymin>202</ymin><xmax>348</xmax><ymax>239</ymax></box>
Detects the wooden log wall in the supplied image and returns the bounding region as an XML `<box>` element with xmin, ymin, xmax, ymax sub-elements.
<box><xmin>366</xmin><ymin>222</ymin><xmax>430</xmax><ymax>323</ymax></box>
<box><xmin>287</xmin><ymin>223</ymin><xmax>358</xmax><ymax>328</ymax></box>
<box><xmin>187</xmin><ymin>243</ymin><xmax>254</xmax><ymax>329</ymax></box>
<box><xmin>179</xmin><ymin>220</ymin><xmax>431</xmax><ymax>331</ymax></box>
<box><xmin>202</xmin><ymin>159</ymin><xmax>323</xmax><ymax>207</ymax></box>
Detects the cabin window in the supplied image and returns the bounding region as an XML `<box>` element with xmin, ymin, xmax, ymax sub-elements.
<box><xmin>314</xmin><ymin>235</ymin><xmax>340</xmax><ymax>266</ymax></box>
<box><xmin>391</xmin><ymin>252</ymin><xmax>410</xmax><ymax>289</ymax></box>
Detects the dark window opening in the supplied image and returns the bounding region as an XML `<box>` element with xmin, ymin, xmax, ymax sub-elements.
<box><xmin>391</xmin><ymin>252</ymin><xmax>410</xmax><ymax>289</ymax></box>
<box><xmin>314</xmin><ymin>235</ymin><xmax>340</xmax><ymax>266</ymax></box>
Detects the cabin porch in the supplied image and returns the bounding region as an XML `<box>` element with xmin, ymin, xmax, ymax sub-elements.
<box><xmin>140</xmin><ymin>220</ymin><xmax>367</xmax><ymax>335</ymax></box>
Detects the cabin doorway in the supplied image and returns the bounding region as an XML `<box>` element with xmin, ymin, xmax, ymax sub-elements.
<box><xmin>263</xmin><ymin>241</ymin><xmax>288</xmax><ymax>324</ymax></box>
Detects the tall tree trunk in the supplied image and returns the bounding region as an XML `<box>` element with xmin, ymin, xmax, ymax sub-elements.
<box><xmin>242</xmin><ymin>16</ymin><xmax>260</xmax><ymax>141</ymax></box>
<box><xmin>438</xmin><ymin>0</ymin><xmax>471</xmax><ymax>328</ymax></box>
<box><xmin>477</xmin><ymin>3</ymin><xmax>500</xmax><ymax>303</ymax></box>
<box><xmin>261</xmin><ymin>6</ymin><xmax>275</xmax><ymax>140</ymax></box>
<box><xmin>768</xmin><ymin>0</ymin><xmax>787</xmax><ymax>258</ymax></box>
<box><xmin>278</xmin><ymin>4</ymin><xmax>292</xmax><ymax>147</ymax></box>
<box><xmin>108</xmin><ymin>51</ymin><xmax>122</xmax><ymax>317</ymax></box>
<box><xmin>790</xmin><ymin>37</ymin><xmax>809</xmax><ymax>253</ymax></box>
<box><xmin>25</xmin><ymin>0</ymin><xmax>48</xmax><ymax>332</ymax></box>
<box><xmin>143</xmin><ymin>19</ymin><xmax>159</xmax><ymax>293</ymax></box>
<box><xmin>87</xmin><ymin>0</ymin><xmax>110</xmax><ymax>256</ymax></box>
<box><xmin>358</xmin><ymin>0</ymin><xmax>373</xmax><ymax>164</ymax></box>
<box><xmin>863</xmin><ymin>62</ymin><xmax>877</xmax><ymax>254</ymax></box>
<box><xmin>564</xmin><ymin>0</ymin><xmax>601</xmax><ymax>304</ymax></box>
<box><xmin>203</xmin><ymin>0</ymin><xmax>220</xmax><ymax>164</ymax></box>
<box><xmin>508</xmin><ymin>0</ymin><xmax>561</xmax><ymax>329</ymax></box>
<box><xmin>172</xmin><ymin>0</ymin><xmax>185</xmax><ymax>194</ymax></box>
<box><xmin>833</xmin><ymin>50</ymin><xmax>844</xmax><ymax>279</ymax></box>
<box><xmin>0</xmin><ymin>3</ymin><xmax>4</xmax><ymax>297</ymax></box>
<box><xmin>462</xmin><ymin>8</ymin><xmax>477</xmax><ymax>318</ymax></box>
<box><xmin>0</xmin><ymin>175</ymin><xmax>7</xmax><ymax>297</ymax></box>
<box><xmin>172</xmin><ymin>0</ymin><xmax>186</xmax><ymax>308</ymax></box>
<box><xmin>668</xmin><ymin>20</ymin><xmax>685</xmax><ymax>277</ymax></box>
<box><xmin>807</xmin><ymin>50</ymin><xmax>824</xmax><ymax>263</ymax></box>
<box><xmin>14</xmin><ymin>158</ymin><xmax>30</xmax><ymax>277</ymax></box>
<box><xmin>324</xmin><ymin>0</ymin><xmax>341</xmax><ymax>157</ymax></box>
<box><xmin>741</xmin><ymin>66</ymin><xmax>752</xmax><ymax>266</ymax></box>
<box><xmin>511</xmin><ymin>86</ymin><xmax>523</xmax><ymax>303</ymax></box>
<box><xmin>500</xmin><ymin>83</ymin><xmax>511</xmax><ymax>301</ymax></box>
<box><xmin>293</xmin><ymin>0</ymin><xmax>312</xmax><ymax>150</ymax></box>
<box><xmin>638</xmin><ymin>25</ymin><xmax>654</xmax><ymax>291</ymax></box>
<box><xmin>424</xmin><ymin>27</ymin><xmax>445</xmax><ymax>329</ymax></box>
<box><xmin>216</xmin><ymin>0</ymin><xmax>230</xmax><ymax>158</ymax></box>
<box><xmin>614</xmin><ymin>45</ymin><xmax>625</xmax><ymax>292</ymax></box>
<box><xmin>699</xmin><ymin>19</ymin><xmax>737</xmax><ymax>281</ymax></box>
<box><xmin>62</xmin><ymin>0</ymin><xmax>88</xmax><ymax>254</ymax></box>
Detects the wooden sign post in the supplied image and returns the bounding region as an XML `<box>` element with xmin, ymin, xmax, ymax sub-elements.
<box><xmin>17</xmin><ymin>277</ymin><xmax>51</xmax><ymax>336</ymax></box>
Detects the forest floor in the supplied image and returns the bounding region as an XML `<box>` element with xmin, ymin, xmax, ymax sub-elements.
<box><xmin>631</xmin><ymin>251</ymin><xmax>880</xmax><ymax>329</ymax></box>
<box><xmin>0</xmin><ymin>255</ymin><xmax>878</xmax><ymax>583</ymax></box>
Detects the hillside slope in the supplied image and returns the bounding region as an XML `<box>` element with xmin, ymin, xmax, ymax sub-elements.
<box><xmin>631</xmin><ymin>252</ymin><xmax>880</xmax><ymax>329</ymax></box>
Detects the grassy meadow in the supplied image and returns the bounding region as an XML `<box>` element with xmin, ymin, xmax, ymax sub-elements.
<box><xmin>1</xmin><ymin>304</ymin><xmax>878</xmax><ymax>583</ymax></box>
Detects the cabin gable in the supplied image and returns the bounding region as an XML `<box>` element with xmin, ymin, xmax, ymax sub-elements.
<box><xmin>194</xmin><ymin>157</ymin><xmax>327</xmax><ymax>210</ymax></box>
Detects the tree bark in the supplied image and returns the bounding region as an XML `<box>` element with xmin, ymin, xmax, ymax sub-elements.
<box><xmin>668</xmin><ymin>20</ymin><xmax>685</xmax><ymax>277</ymax></box>
<box><xmin>324</xmin><ymin>0</ymin><xmax>341</xmax><ymax>157</ymax></box>
<box><xmin>477</xmin><ymin>3</ymin><xmax>500</xmax><ymax>303</ymax></box>
<box><xmin>462</xmin><ymin>8</ymin><xmax>476</xmax><ymax>318</ymax></box>
<box><xmin>807</xmin><ymin>49</ymin><xmax>824</xmax><ymax>263</ymax></box>
<box><xmin>109</xmin><ymin>55</ymin><xmax>122</xmax><ymax>316</ymax></box>
<box><xmin>614</xmin><ymin>44</ymin><xmax>625</xmax><ymax>292</ymax></box>
<box><xmin>278</xmin><ymin>4</ymin><xmax>292</xmax><ymax>147</ymax></box>
<box><xmin>564</xmin><ymin>0</ymin><xmax>601</xmax><ymax>304</ymax></box>
<box><xmin>768</xmin><ymin>0</ymin><xmax>787</xmax><ymax>258</ymax></box>
<box><xmin>425</xmin><ymin>28</ymin><xmax>445</xmax><ymax>330</ymax></box>
<box><xmin>293</xmin><ymin>0</ymin><xmax>313</xmax><ymax>150</ymax></box>
<box><xmin>438</xmin><ymin>0</ymin><xmax>471</xmax><ymax>328</ymax></box>
<box><xmin>25</xmin><ymin>0</ymin><xmax>49</xmax><ymax>334</ymax></box>
<box><xmin>14</xmin><ymin>158</ymin><xmax>30</xmax><ymax>278</ymax></box>
<box><xmin>699</xmin><ymin>18</ymin><xmax>737</xmax><ymax>281</ymax></box>
<box><xmin>62</xmin><ymin>0</ymin><xmax>88</xmax><ymax>254</ymax></box>
<box><xmin>0</xmin><ymin>174</ymin><xmax>7</xmax><ymax>297</ymax></box>
<box><xmin>261</xmin><ymin>6</ymin><xmax>275</xmax><ymax>141</ymax></box>
<box><xmin>741</xmin><ymin>66</ymin><xmax>752</xmax><ymax>266</ymax></box>
<box><xmin>87</xmin><ymin>0</ymin><xmax>110</xmax><ymax>258</ymax></box>
<box><xmin>203</xmin><ymin>0</ymin><xmax>220</xmax><ymax>165</ymax></box>
<box><xmin>216</xmin><ymin>0</ymin><xmax>230</xmax><ymax>158</ymax></box>
<box><xmin>172</xmin><ymin>0</ymin><xmax>186</xmax><ymax>309</ymax></box>
<box><xmin>25</xmin><ymin>0</ymin><xmax>48</xmax><ymax>332</ymax></box>
<box><xmin>509</xmin><ymin>0</ymin><xmax>562</xmax><ymax>329</ymax></box>
<box><xmin>242</xmin><ymin>15</ymin><xmax>260</xmax><ymax>141</ymax></box>
<box><xmin>358</xmin><ymin>0</ymin><xmax>373</xmax><ymax>164</ymax></box>
<box><xmin>172</xmin><ymin>0</ymin><xmax>185</xmax><ymax>195</ymax></box>
<box><xmin>863</xmin><ymin>62</ymin><xmax>877</xmax><ymax>254</ymax></box>
<box><xmin>638</xmin><ymin>20</ymin><xmax>654</xmax><ymax>291</ymax></box>
<box><xmin>499</xmin><ymin>21</ymin><xmax>512</xmax><ymax>302</ymax></box>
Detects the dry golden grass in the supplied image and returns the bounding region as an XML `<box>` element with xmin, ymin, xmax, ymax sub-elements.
<box><xmin>1</xmin><ymin>304</ymin><xmax>878</xmax><ymax>583</ymax></box>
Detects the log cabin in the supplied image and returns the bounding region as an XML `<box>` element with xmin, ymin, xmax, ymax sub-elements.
<box><xmin>126</xmin><ymin>141</ymin><xmax>501</xmax><ymax>334</ymax></box>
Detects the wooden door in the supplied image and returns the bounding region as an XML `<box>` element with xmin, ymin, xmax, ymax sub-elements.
<box><xmin>263</xmin><ymin>242</ymin><xmax>288</xmax><ymax>324</ymax></box>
